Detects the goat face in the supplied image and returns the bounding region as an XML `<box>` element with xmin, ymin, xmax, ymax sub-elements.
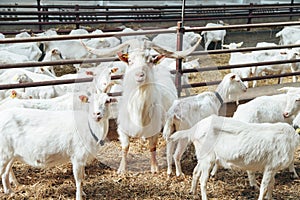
<box><xmin>283</xmin><ymin>90</ymin><xmax>300</xmax><ymax>118</ymax></box>
<box><xmin>226</xmin><ymin>73</ymin><xmax>247</xmax><ymax>101</ymax></box>
<box><xmin>90</xmin><ymin>93</ymin><xmax>112</xmax><ymax>122</ymax></box>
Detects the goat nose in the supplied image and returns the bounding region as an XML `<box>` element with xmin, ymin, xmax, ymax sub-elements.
<box><xmin>94</xmin><ymin>112</ymin><xmax>101</xmax><ymax>116</ymax></box>
<box><xmin>137</xmin><ymin>72</ymin><xmax>144</xmax><ymax>77</ymax></box>
<box><xmin>283</xmin><ymin>112</ymin><xmax>289</xmax><ymax>118</ymax></box>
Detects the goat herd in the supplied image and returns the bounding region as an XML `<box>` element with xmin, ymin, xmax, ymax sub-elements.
<box><xmin>0</xmin><ymin>22</ymin><xmax>299</xmax><ymax>200</ymax></box>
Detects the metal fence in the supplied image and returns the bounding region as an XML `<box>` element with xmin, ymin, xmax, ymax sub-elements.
<box><xmin>1</xmin><ymin>20</ymin><xmax>300</xmax><ymax>97</ymax></box>
<box><xmin>0</xmin><ymin>2</ymin><xmax>299</xmax><ymax>34</ymax></box>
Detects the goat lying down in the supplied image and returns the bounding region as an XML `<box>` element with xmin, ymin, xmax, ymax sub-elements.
<box><xmin>170</xmin><ymin>115</ymin><xmax>300</xmax><ymax>200</ymax></box>
<box><xmin>0</xmin><ymin>93</ymin><xmax>116</xmax><ymax>200</ymax></box>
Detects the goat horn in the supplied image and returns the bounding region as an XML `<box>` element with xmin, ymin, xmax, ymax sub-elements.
<box><xmin>148</xmin><ymin>36</ymin><xmax>202</xmax><ymax>59</ymax></box>
<box><xmin>80</xmin><ymin>39</ymin><xmax>130</xmax><ymax>57</ymax></box>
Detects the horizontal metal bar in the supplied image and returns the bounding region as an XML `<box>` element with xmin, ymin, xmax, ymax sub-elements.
<box><xmin>0</xmin><ymin>57</ymin><xmax>118</xmax><ymax>69</ymax></box>
<box><xmin>191</xmin><ymin>43</ymin><xmax>300</xmax><ymax>56</ymax></box>
<box><xmin>0</xmin><ymin>20</ymin><xmax>299</xmax><ymax>44</ymax></box>
<box><xmin>182</xmin><ymin>58</ymin><xmax>300</xmax><ymax>73</ymax></box>
<box><xmin>182</xmin><ymin>71</ymin><xmax>300</xmax><ymax>88</ymax></box>
<box><xmin>0</xmin><ymin>77</ymin><xmax>93</xmax><ymax>90</ymax></box>
<box><xmin>0</xmin><ymin>28</ymin><xmax>175</xmax><ymax>44</ymax></box>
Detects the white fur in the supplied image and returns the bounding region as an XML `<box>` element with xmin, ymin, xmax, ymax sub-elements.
<box><xmin>0</xmin><ymin>92</ymin><xmax>88</xmax><ymax>111</ymax></box>
<box><xmin>201</xmin><ymin>21</ymin><xmax>226</xmax><ymax>51</ymax></box>
<box><xmin>117</xmin><ymin>45</ymin><xmax>178</xmax><ymax>174</ymax></box>
<box><xmin>163</xmin><ymin>73</ymin><xmax>247</xmax><ymax>176</ymax></box>
<box><xmin>0</xmin><ymin>92</ymin><xmax>114</xmax><ymax>200</ymax></box>
<box><xmin>276</xmin><ymin>26</ymin><xmax>300</xmax><ymax>45</ymax></box>
<box><xmin>223</xmin><ymin>42</ymin><xmax>254</xmax><ymax>88</ymax></box>
<box><xmin>170</xmin><ymin>115</ymin><xmax>300</xmax><ymax>200</ymax></box>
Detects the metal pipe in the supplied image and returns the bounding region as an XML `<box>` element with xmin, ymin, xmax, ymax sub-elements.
<box><xmin>1</xmin><ymin>20</ymin><xmax>300</xmax><ymax>45</ymax></box>
<box><xmin>182</xmin><ymin>71</ymin><xmax>300</xmax><ymax>88</ymax></box>
<box><xmin>176</xmin><ymin>21</ymin><xmax>184</xmax><ymax>97</ymax></box>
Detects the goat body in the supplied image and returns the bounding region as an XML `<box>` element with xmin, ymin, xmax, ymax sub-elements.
<box><xmin>170</xmin><ymin>115</ymin><xmax>299</xmax><ymax>200</ymax></box>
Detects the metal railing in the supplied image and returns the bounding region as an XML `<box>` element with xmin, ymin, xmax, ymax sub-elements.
<box><xmin>0</xmin><ymin>2</ymin><xmax>299</xmax><ymax>33</ymax></box>
<box><xmin>0</xmin><ymin>20</ymin><xmax>300</xmax><ymax>97</ymax></box>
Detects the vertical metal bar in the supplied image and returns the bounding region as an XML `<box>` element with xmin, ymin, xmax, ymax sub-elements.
<box><xmin>75</xmin><ymin>4</ymin><xmax>80</xmax><ymax>29</ymax></box>
<box><xmin>290</xmin><ymin>0</ymin><xmax>294</xmax><ymax>20</ymax></box>
<box><xmin>247</xmin><ymin>3</ymin><xmax>253</xmax><ymax>31</ymax></box>
<box><xmin>175</xmin><ymin>0</ymin><xmax>186</xmax><ymax>97</ymax></box>
<box><xmin>37</xmin><ymin>0</ymin><xmax>42</xmax><ymax>31</ymax></box>
<box><xmin>181</xmin><ymin>0</ymin><xmax>185</xmax><ymax>26</ymax></box>
<box><xmin>106</xmin><ymin>8</ymin><xmax>109</xmax><ymax>21</ymax></box>
<box><xmin>176</xmin><ymin>22</ymin><xmax>184</xmax><ymax>97</ymax></box>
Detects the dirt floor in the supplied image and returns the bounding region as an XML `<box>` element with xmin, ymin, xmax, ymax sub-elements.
<box><xmin>1</xmin><ymin>52</ymin><xmax>300</xmax><ymax>200</ymax></box>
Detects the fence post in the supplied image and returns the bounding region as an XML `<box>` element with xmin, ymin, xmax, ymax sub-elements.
<box><xmin>290</xmin><ymin>0</ymin><xmax>294</xmax><ymax>20</ymax></box>
<box><xmin>247</xmin><ymin>3</ymin><xmax>253</xmax><ymax>31</ymax></box>
<box><xmin>75</xmin><ymin>4</ymin><xmax>80</xmax><ymax>29</ymax></box>
<box><xmin>37</xmin><ymin>0</ymin><xmax>42</xmax><ymax>31</ymax></box>
<box><xmin>176</xmin><ymin>21</ymin><xmax>184</xmax><ymax>97</ymax></box>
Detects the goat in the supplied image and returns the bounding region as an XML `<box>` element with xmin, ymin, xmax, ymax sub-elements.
<box><xmin>231</xmin><ymin>87</ymin><xmax>300</xmax><ymax>187</ymax></box>
<box><xmin>223</xmin><ymin>42</ymin><xmax>255</xmax><ymax>88</ymax></box>
<box><xmin>170</xmin><ymin>115</ymin><xmax>300</xmax><ymax>200</ymax></box>
<box><xmin>201</xmin><ymin>21</ymin><xmax>227</xmax><ymax>51</ymax></box>
<box><xmin>0</xmin><ymin>92</ymin><xmax>116</xmax><ymax>200</ymax></box>
<box><xmin>163</xmin><ymin>73</ymin><xmax>247</xmax><ymax>176</ymax></box>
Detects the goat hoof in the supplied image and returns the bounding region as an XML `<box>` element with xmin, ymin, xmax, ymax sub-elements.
<box><xmin>290</xmin><ymin>172</ymin><xmax>299</xmax><ymax>179</ymax></box>
<box><xmin>151</xmin><ymin>165</ymin><xmax>159</xmax><ymax>173</ymax></box>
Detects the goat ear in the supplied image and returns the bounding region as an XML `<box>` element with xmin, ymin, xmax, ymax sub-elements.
<box><xmin>117</xmin><ymin>52</ymin><xmax>129</xmax><ymax>63</ymax></box>
<box><xmin>152</xmin><ymin>54</ymin><xmax>165</xmax><ymax>64</ymax></box>
<box><xmin>10</xmin><ymin>90</ymin><xmax>17</xmax><ymax>98</ymax></box>
<box><xmin>230</xmin><ymin>74</ymin><xmax>236</xmax><ymax>80</ymax></box>
<box><xmin>237</xmin><ymin>42</ymin><xmax>244</xmax><ymax>47</ymax></box>
<box><xmin>51</xmin><ymin>49</ymin><xmax>58</xmax><ymax>55</ymax></box>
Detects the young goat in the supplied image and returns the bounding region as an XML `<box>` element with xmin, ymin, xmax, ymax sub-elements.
<box><xmin>170</xmin><ymin>115</ymin><xmax>300</xmax><ymax>200</ymax></box>
<box><xmin>0</xmin><ymin>92</ymin><xmax>116</xmax><ymax>200</ymax></box>
<box><xmin>163</xmin><ymin>73</ymin><xmax>247</xmax><ymax>176</ymax></box>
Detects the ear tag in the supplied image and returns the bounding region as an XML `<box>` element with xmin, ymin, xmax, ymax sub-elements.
<box><xmin>117</xmin><ymin>52</ymin><xmax>129</xmax><ymax>63</ymax></box>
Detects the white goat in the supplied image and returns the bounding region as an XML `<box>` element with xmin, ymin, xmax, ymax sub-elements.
<box><xmin>276</xmin><ymin>26</ymin><xmax>300</xmax><ymax>45</ymax></box>
<box><xmin>163</xmin><ymin>73</ymin><xmax>247</xmax><ymax>176</ymax></box>
<box><xmin>223</xmin><ymin>42</ymin><xmax>255</xmax><ymax>88</ymax></box>
<box><xmin>152</xmin><ymin>27</ymin><xmax>201</xmax><ymax>51</ymax></box>
<box><xmin>1</xmin><ymin>42</ymin><xmax>42</xmax><ymax>61</ymax></box>
<box><xmin>251</xmin><ymin>47</ymin><xmax>291</xmax><ymax>87</ymax></box>
<box><xmin>234</xmin><ymin>87</ymin><xmax>300</xmax><ymax>124</ymax></box>
<box><xmin>232</xmin><ymin>87</ymin><xmax>300</xmax><ymax>185</ymax></box>
<box><xmin>0</xmin><ymin>92</ymin><xmax>89</xmax><ymax>111</ymax></box>
<box><xmin>170</xmin><ymin>115</ymin><xmax>300</xmax><ymax>200</ymax></box>
<box><xmin>0</xmin><ymin>92</ymin><xmax>116</xmax><ymax>200</ymax></box>
<box><xmin>81</xmin><ymin>37</ymin><xmax>202</xmax><ymax>174</ymax></box>
<box><xmin>0</xmin><ymin>68</ymin><xmax>65</xmax><ymax>100</ymax></box>
<box><xmin>35</xmin><ymin>48</ymin><xmax>64</xmax><ymax>77</ymax></box>
<box><xmin>201</xmin><ymin>21</ymin><xmax>227</xmax><ymax>51</ymax></box>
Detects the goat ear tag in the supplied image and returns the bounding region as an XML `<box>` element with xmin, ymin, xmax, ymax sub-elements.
<box><xmin>117</xmin><ymin>52</ymin><xmax>129</xmax><ymax>63</ymax></box>
<box><xmin>111</xmin><ymin>67</ymin><xmax>118</xmax><ymax>73</ymax></box>
<box><xmin>296</xmin><ymin>128</ymin><xmax>300</xmax><ymax>135</ymax></box>
<box><xmin>79</xmin><ymin>95</ymin><xmax>89</xmax><ymax>103</ymax></box>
